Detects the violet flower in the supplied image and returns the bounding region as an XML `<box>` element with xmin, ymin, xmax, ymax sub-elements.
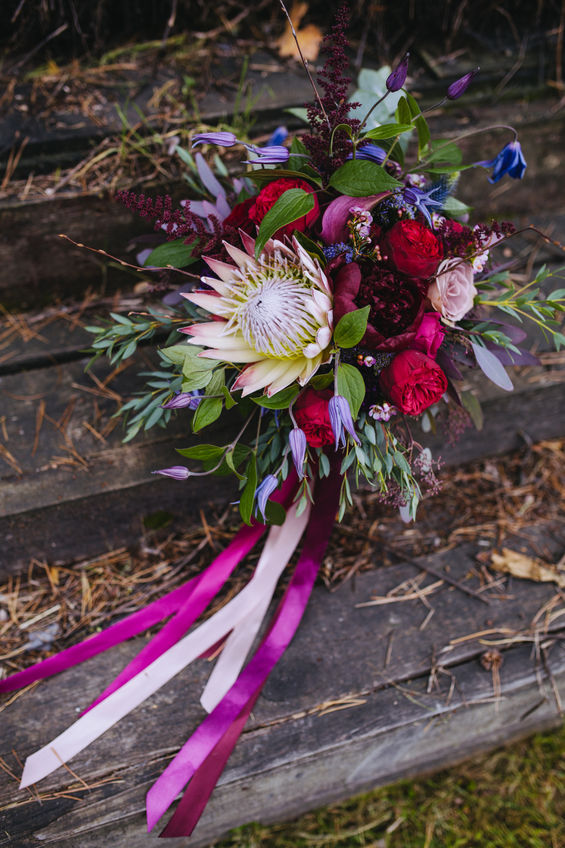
<box><xmin>386</xmin><ymin>53</ymin><xmax>409</xmax><ymax>92</ymax></box>
<box><xmin>478</xmin><ymin>140</ymin><xmax>527</xmax><ymax>184</ymax></box>
<box><xmin>328</xmin><ymin>395</ymin><xmax>360</xmax><ymax>449</ymax></box>
<box><xmin>152</xmin><ymin>466</ymin><xmax>190</xmax><ymax>480</ymax></box>
<box><xmin>245</xmin><ymin>145</ymin><xmax>290</xmax><ymax>165</ymax></box>
<box><xmin>255</xmin><ymin>475</ymin><xmax>279</xmax><ymax>521</ymax></box>
<box><xmin>268</xmin><ymin>126</ymin><xmax>289</xmax><ymax>146</ymax></box>
<box><xmin>447</xmin><ymin>68</ymin><xmax>479</xmax><ymax>100</ymax></box>
<box><xmin>289</xmin><ymin>428</ymin><xmax>307</xmax><ymax>479</ymax></box>
<box><xmin>192</xmin><ymin>132</ymin><xmax>238</xmax><ymax>147</ymax></box>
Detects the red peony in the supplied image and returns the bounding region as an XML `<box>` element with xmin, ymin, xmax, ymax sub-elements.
<box><xmin>248</xmin><ymin>178</ymin><xmax>319</xmax><ymax>237</ymax></box>
<box><xmin>222</xmin><ymin>197</ymin><xmax>256</xmax><ymax>233</ymax></box>
<box><xmin>293</xmin><ymin>387</ymin><xmax>335</xmax><ymax>447</ymax></box>
<box><xmin>332</xmin><ymin>261</ymin><xmax>425</xmax><ymax>352</ymax></box>
<box><xmin>379</xmin><ymin>350</ymin><xmax>448</xmax><ymax>415</ymax></box>
<box><xmin>384</xmin><ymin>219</ymin><xmax>443</xmax><ymax>278</ymax></box>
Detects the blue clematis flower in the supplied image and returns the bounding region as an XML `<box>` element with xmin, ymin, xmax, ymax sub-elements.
<box><xmin>348</xmin><ymin>143</ymin><xmax>386</xmax><ymax>164</ymax></box>
<box><xmin>328</xmin><ymin>395</ymin><xmax>360</xmax><ymax>449</ymax></box>
<box><xmin>479</xmin><ymin>140</ymin><xmax>527</xmax><ymax>184</ymax></box>
<box><xmin>402</xmin><ymin>185</ymin><xmax>445</xmax><ymax>227</ymax></box>
<box><xmin>288</xmin><ymin>428</ymin><xmax>307</xmax><ymax>479</ymax></box>
<box><xmin>152</xmin><ymin>466</ymin><xmax>190</xmax><ymax>480</ymax></box>
<box><xmin>255</xmin><ymin>475</ymin><xmax>279</xmax><ymax>521</ymax></box>
<box><xmin>192</xmin><ymin>131</ymin><xmax>238</xmax><ymax>148</ymax></box>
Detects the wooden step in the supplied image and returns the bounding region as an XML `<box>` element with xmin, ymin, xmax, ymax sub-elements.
<box><xmin>0</xmin><ymin>527</ymin><xmax>563</xmax><ymax>847</ymax></box>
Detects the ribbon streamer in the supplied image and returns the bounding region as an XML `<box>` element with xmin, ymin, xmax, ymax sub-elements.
<box><xmin>19</xmin><ymin>498</ymin><xmax>310</xmax><ymax>789</ymax></box>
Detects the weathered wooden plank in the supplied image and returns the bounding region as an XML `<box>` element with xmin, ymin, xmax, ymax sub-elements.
<box><xmin>1</xmin><ymin>343</ymin><xmax>565</xmax><ymax>575</ymax></box>
<box><xmin>0</xmin><ymin>535</ymin><xmax>563</xmax><ymax>846</ymax></box>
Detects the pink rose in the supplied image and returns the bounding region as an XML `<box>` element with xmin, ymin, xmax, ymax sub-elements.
<box><xmin>428</xmin><ymin>258</ymin><xmax>477</xmax><ymax>322</ymax></box>
<box><xmin>412</xmin><ymin>312</ymin><xmax>445</xmax><ymax>358</ymax></box>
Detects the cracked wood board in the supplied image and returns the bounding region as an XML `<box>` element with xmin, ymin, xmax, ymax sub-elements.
<box><xmin>1</xmin><ymin>343</ymin><xmax>565</xmax><ymax>575</ymax></box>
<box><xmin>0</xmin><ymin>538</ymin><xmax>563</xmax><ymax>847</ymax></box>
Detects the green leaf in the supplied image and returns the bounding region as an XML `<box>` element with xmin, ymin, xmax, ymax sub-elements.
<box><xmin>224</xmin><ymin>448</ymin><xmax>246</xmax><ymax>480</ymax></box>
<box><xmin>309</xmin><ymin>372</ymin><xmax>334</xmax><ymax>391</ymax></box>
<box><xmin>192</xmin><ymin>396</ymin><xmax>223</xmax><ymax>432</ymax></box>
<box><xmin>239</xmin><ymin>455</ymin><xmax>257</xmax><ymax>525</ymax></box>
<box><xmin>405</xmin><ymin>92</ymin><xmax>430</xmax><ymax>155</ymax></box>
<box><xmin>443</xmin><ymin>196</ymin><xmax>472</xmax><ymax>217</ymax></box>
<box><xmin>176</xmin><ymin>444</ymin><xmax>224</xmax><ymax>461</ymax></box>
<box><xmin>288</xmin><ymin>136</ymin><xmax>310</xmax><ymax>172</ymax></box>
<box><xmin>221</xmin><ymin>385</ymin><xmax>237</xmax><ymax>409</ymax></box>
<box><xmin>426</xmin><ymin>140</ymin><xmax>463</xmax><ymax>164</ymax></box>
<box><xmin>293</xmin><ymin>231</ymin><xmax>326</xmax><ymax>263</ymax></box>
<box><xmin>396</xmin><ymin>96</ymin><xmax>411</xmax><ymax>126</ymax></box>
<box><xmin>363</xmin><ymin>123</ymin><xmax>413</xmax><ymax>140</ymax></box>
<box><xmin>161</xmin><ymin>343</ymin><xmax>198</xmax><ymax>365</ymax></box>
<box><xmin>333</xmin><ymin>306</ymin><xmax>370</xmax><ymax>348</ymax></box>
<box><xmin>145</xmin><ymin>240</ymin><xmax>196</xmax><ymax>268</ymax></box>
<box><xmin>329</xmin><ymin>159</ymin><xmax>401</xmax><ymax>197</ymax></box>
<box><xmin>252</xmin><ymin>385</ymin><xmax>300</xmax><ymax>409</ymax></box>
<box><xmin>246</xmin><ymin>168</ymin><xmax>321</xmax><ymax>186</ymax></box>
<box><xmin>182</xmin><ymin>355</ymin><xmax>216</xmax><ymax>378</ymax></box>
<box><xmin>254</xmin><ymin>188</ymin><xmax>315</xmax><ymax>257</ymax></box>
<box><xmin>337</xmin><ymin>363</ymin><xmax>366</xmax><ymax>418</ymax></box>
<box><xmin>264</xmin><ymin>499</ymin><xmax>287</xmax><ymax>526</ymax></box>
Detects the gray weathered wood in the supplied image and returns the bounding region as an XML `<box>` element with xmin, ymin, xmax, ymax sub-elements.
<box><xmin>0</xmin><ymin>535</ymin><xmax>563</xmax><ymax>847</ymax></box>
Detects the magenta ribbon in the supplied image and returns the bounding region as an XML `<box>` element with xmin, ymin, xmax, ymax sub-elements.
<box><xmin>147</xmin><ymin>459</ymin><xmax>342</xmax><ymax>836</ymax></box>
<box><xmin>0</xmin><ymin>473</ymin><xmax>298</xmax><ymax>697</ymax></box>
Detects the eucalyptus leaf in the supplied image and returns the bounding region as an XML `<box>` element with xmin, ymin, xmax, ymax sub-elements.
<box><xmin>252</xmin><ymin>385</ymin><xmax>299</xmax><ymax>409</ymax></box>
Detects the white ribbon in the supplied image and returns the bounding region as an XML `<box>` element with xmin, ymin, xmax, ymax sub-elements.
<box><xmin>20</xmin><ymin>503</ymin><xmax>309</xmax><ymax>790</ymax></box>
<box><xmin>199</xmin><ymin>502</ymin><xmax>310</xmax><ymax>711</ymax></box>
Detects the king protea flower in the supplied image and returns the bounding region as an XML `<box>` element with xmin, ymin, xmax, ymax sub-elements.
<box><xmin>181</xmin><ymin>233</ymin><xmax>333</xmax><ymax>397</ymax></box>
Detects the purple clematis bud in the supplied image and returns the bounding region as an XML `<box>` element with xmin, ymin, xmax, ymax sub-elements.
<box><xmin>328</xmin><ymin>395</ymin><xmax>361</xmax><ymax>449</ymax></box>
<box><xmin>478</xmin><ymin>140</ymin><xmax>527</xmax><ymax>184</ymax></box>
<box><xmin>386</xmin><ymin>52</ymin><xmax>409</xmax><ymax>92</ymax></box>
<box><xmin>152</xmin><ymin>466</ymin><xmax>190</xmax><ymax>480</ymax></box>
<box><xmin>288</xmin><ymin>428</ymin><xmax>307</xmax><ymax>479</ymax></box>
<box><xmin>162</xmin><ymin>392</ymin><xmax>202</xmax><ymax>410</ymax></box>
<box><xmin>192</xmin><ymin>131</ymin><xmax>238</xmax><ymax>148</ymax></box>
<box><xmin>447</xmin><ymin>67</ymin><xmax>479</xmax><ymax>100</ymax></box>
<box><xmin>255</xmin><ymin>474</ymin><xmax>279</xmax><ymax>521</ymax></box>
<box><xmin>245</xmin><ymin>145</ymin><xmax>290</xmax><ymax>165</ymax></box>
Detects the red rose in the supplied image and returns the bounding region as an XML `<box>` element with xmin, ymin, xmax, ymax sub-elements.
<box><xmin>384</xmin><ymin>220</ymin><xmax>443</xmax><ymax>278</ymax></box>
<box><xmin>379</xmin><ymin>350</ymin><xmax>448</xmax><ymax>415</ymax></box>
<box><xmin>223</xmin><ymin>197</ymin><xmax>256</xmax><ymax>233</ymax></box>
<box><xmin>294</xmin><ymin>387</ymin><xmax>335</xmax><ymax>447</ymax></box>
<box><xmin>248</xmin><ymin>178</ymin><xmax>319</xmax><ymax>238</ymax></box>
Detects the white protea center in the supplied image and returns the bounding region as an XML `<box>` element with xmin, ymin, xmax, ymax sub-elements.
<box><xmin>181</xmin><ymin>234</ymin><xmax>333</xmax><ymax>397</ymax></box>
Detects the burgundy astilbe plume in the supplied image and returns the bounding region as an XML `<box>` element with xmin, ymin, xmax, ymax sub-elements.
<box><xmin>303</xmin><ymin>4</ymin><xmax>360</xmax><ymax>180</ymax></box>
<box><xmin>115</xmin><ymin>191</ymin><xmax>226</xmax><ymax>259</ymax></box>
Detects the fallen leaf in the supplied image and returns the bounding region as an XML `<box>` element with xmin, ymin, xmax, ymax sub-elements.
<box><xmin>490</xmin><ymin>548</ymin><xmax>565</xmax><ymax>587</ymax></box>
<box><xmin>277</xmin><ymin>1</ymin><xmax>323</xmax><ymax>62</ymax></box>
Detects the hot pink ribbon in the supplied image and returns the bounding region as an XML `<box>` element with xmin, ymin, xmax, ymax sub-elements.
<box><xmin>0</xmin><ymin>474</ymin><xmax>298</xmax><ymax>697</ymax></box>
<box><xmin>148</xmin><ymin>460</ymin><xmax>342</xmax><ymax>836</ymax></box>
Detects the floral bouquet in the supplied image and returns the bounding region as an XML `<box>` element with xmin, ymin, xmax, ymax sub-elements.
<box><xmin>2</xmin><ymin>4</ymin><xmax>564</xmax><ymax>840</ymax></box>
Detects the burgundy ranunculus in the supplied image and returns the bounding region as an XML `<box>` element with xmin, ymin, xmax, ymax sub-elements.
<box><xmin>248</xmin><ymin>178</ymin><xmax>319</xmax><ymax>238</ymax></box>
<box><xmin>411</xmin><ymin>312</ymin><xmax>445</xmax><ymax>358</ymax></box>
<box><xmin>384</xmin><ymin>219</ymin><xmax>443</xmax><ymax>278</ymax></box>
<box><xmin>379</xmin><ymin>350</ymin><xmax>448</xmax><ymax>415</ymax></box>
<box><xmin>222</xmin><ymin>197</ymin><xmax>256</xmax><ymax>233</ymax></box>
<box><xmin>332</xmin><ymin>261</ymin><xmax>425</xmax><ymax>352</ymax></box>
<box><xmin>293</xmin><ymin>388</ymin><xmax>335</xmax><ymax>448</ymax></box>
